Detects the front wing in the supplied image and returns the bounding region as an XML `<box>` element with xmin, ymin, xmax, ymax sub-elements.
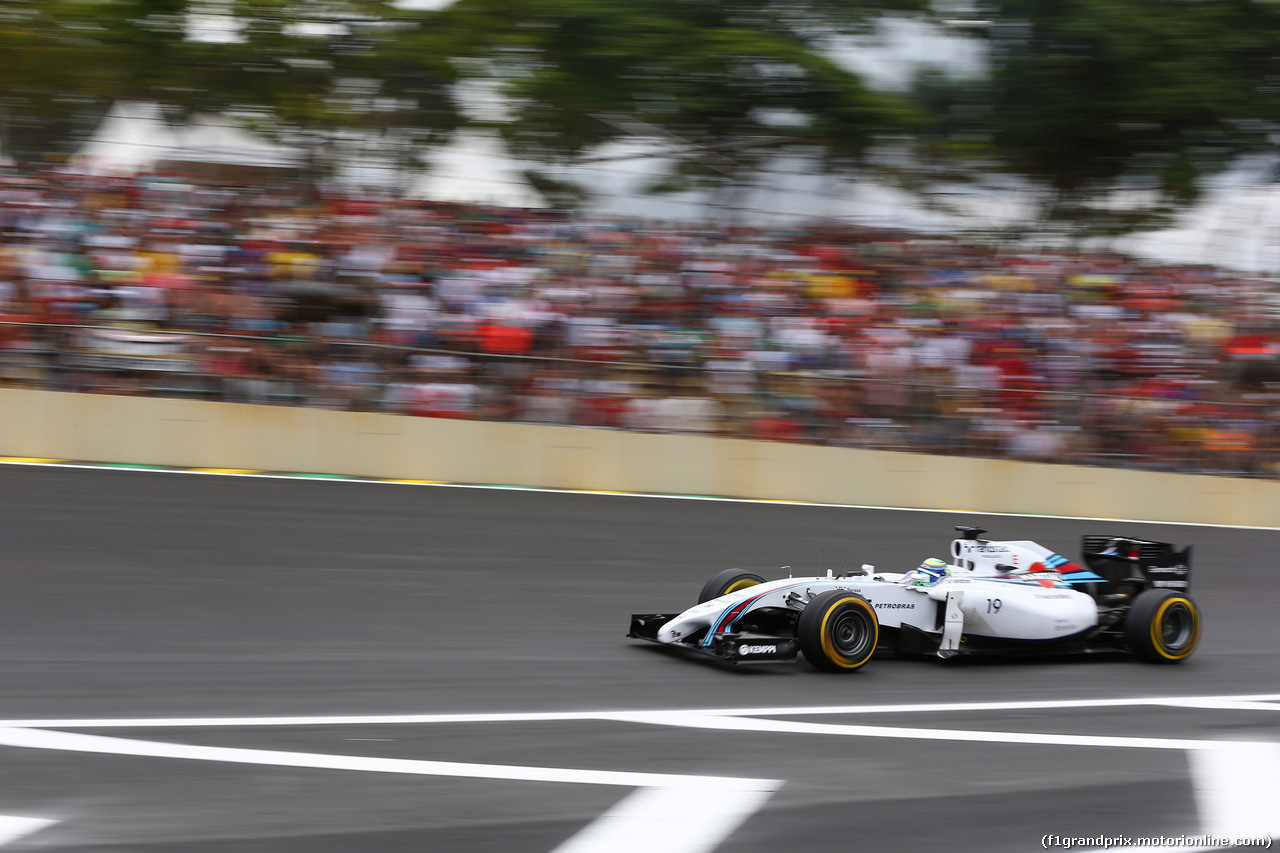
<box><xmin>627</xmin><ymin>613</ymin><xmax>798</xmax><ymax>665</ymax></box>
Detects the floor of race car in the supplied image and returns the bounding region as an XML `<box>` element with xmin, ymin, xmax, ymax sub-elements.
<box><xmin>0</xmin><ymin>463</ymin><xmax>1275</xmax><ymax>852</ymax></box>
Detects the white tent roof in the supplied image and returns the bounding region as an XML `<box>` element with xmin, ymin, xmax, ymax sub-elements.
<box><xmin>164</xmin><ymin>115</ymin><xmax>301</xmax><ymax>169</ymax></box>
<box><xmin>1115</xmin><ymin>183</ymin><xmax>1280</xmax><ymax>273</ymax></box>
<box><xmin>74</xmin><ymin>104</ymin><xmax>1280</xmax><ymax>272</ymax></box>
<box><xmin>410</xmin><ymin>130</ymin><xmax>543</xmax><ymax>207</ymax></box>
<box><xmin>76</xmin><ymin>103</ymin><xmax>300</xmax><ymax>175</ymax></box>
<box><xmin>75</xmin><ymin>102</ymin><xmax>179</xmax><ymax>175</ymax></box>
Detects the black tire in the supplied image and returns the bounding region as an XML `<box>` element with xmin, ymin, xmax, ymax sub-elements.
<box><xmin>1124</xmin><ymin>589</ymin><xmax>1202</xmax><ymax>663</ymax></box>
<box><xmin>797</xmin><ymin>590</ymin><xmax>879</xmax><ymax>672</ymax></box>
<box><xmin>697</xmin><ymin>569</ymin><xmax>765</xmax><ymax>604</ymax></box>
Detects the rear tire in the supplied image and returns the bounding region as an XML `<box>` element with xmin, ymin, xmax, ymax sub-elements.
<box><xmin>797</xmin><ymin>590</ymin><xmax>879</xmax><ymax>672</ymax></box>
<box><xmin>697</xmin><ymin>570</ymin><xmax>765</xmax><ymax>604</ymax></box>
<box><xmin>1125</xmin><ymin>589</ymin><xmax>1201</xmax><ymax>663</ymax></box>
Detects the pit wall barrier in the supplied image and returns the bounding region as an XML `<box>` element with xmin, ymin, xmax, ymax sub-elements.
<box><xmin>0</xmin><ymin>388</ymin><xmax>1275</xmax><ymax>527</ymax></box>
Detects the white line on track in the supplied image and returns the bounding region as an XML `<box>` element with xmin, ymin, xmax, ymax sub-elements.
<box><xmin>0</xmin><ymin>817</ymin><xmax>55</xmax><ymax>846</ymax></box>
<box><xmin>1148</xmin><ymin>698</ymin><xmax>1280</xmax><ymax>713</ymax></box>
<box><xmin>0</xmin><ymin>727</ymin><xmax>779</xmax><ymax>853</ymax></box>
<box><xmin>1190</xmin><ymin>742</ymin><xmax>1280</xmax><ymax>839</ymax></box>
<box><xmin>3</xmin><ymin>692</ymin><xmax>1277</xmax><ymax>730</ymax></box>
<box><xmin>607</xmin><ymin>712</ymin><xmax>1225</xmax><ymax>751</ymax></box>
<box><xmin>1071</xmin><ymin>741</ymin><xmax>1280</xmax><ymax>853</ymax></box>
<box><xmin>550</xmin><ymin>786</ymin><xmax>777</xmax><ymax>853</ymax></box>
<box><xmin>0</xmin><ymin>726</ymin><xmax>777</xmax><ymax>791</ymax></box>
<box><xmin>2</xmin><ymin>693</ymin><xmax>1278</xmax><ymax>850</ymax></box>
<box><xmin>2</xmin><ymin>458</ymin><xmax>1273</xmax><ymax>529</ymax></box>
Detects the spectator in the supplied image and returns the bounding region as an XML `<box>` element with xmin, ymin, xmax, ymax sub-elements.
<box><xmin>0</xmin><ymin>164</ymin><xmax>1277</xmax><ymax>477</ymax></box>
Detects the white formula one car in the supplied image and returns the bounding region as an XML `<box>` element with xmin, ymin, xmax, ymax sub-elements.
<box><xmin>628</xmin><ymin>527</ymin><xmax>1201</xmax><ymax>670</ymax></box>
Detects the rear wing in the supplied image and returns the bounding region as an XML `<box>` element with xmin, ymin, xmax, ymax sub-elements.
<box><xmin>1080</xmin><ymin>535</ymin><xmax>1192</xmax><ymax>595</ymax></box>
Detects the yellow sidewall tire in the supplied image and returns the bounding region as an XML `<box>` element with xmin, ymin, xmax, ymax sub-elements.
<box><xmin>1126</xmin><ymin>589</ymin><xmax>1201</xmax><ymax>664</ymax></box>
<box><xmin>798</xmin><ymin>591</ymin><xmax>879</xmax><ymax>673</ymax></box>
<box><xmin>1148</xmin><ymin>596</ymin><xmax>1201</xmax><ymax>661</ymax></box>
<box><xmin>697</xmin><ymin>570</ymin><xmax>765</xmax><ymax>604</ymax></box>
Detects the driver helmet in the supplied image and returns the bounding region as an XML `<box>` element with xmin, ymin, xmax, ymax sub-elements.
<box><xmin>914</xmin><ymin>557</ymin><xmax>949</xmax><ymax>586</ymax></box>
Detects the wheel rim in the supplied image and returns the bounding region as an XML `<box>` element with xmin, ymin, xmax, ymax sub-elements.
<box><xmin>1159</xmin><ymin>601</ymin><xmax>1195</xmax><ymax>651</ymax></box>
<box><xmin>830</xmin><ymin>611</ymin><xmax>870</xmax><ymax>657</ymax></box>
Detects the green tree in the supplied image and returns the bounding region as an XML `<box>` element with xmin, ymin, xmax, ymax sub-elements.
<box><xmin>437</xmin><ymin>0</ymin><xmax>924</xmax><ymax>204</ymax></box>
<box><xmin>977</xmin><ymin>0</ymin><xmax>1280</xmax><ymax>232</ymax></box>
<box><xmin>0</xmin><ymin>0</ymin><xmax>460</xmax><ymax>173</ymax></box>
<box><xmin>127</xmin><ymin>1</ymin><xmax>464</xmax><ymax>174</ymax></box>
<box><xmin>0</xmin><ymin>0</ymin><xmax>131</xmax><ymax>162</ymax></box>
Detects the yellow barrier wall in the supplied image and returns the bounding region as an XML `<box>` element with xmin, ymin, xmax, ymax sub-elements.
<box><xmin>0</xmin><ymin>388</ymin><xmax>1275</xmax><ymax>527</ymax></box>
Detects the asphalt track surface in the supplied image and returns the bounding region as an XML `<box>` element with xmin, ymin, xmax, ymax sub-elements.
<box><xmin>1</xmin><ymin>463</ymin><xmax>1278</xmax><ymax>852</ymax></box>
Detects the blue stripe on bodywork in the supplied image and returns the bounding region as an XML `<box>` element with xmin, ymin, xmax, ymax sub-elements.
<box><xmin>701</xmin><ymin>582</ymin><xmax>812</xmax><ymax>647</ymax></box>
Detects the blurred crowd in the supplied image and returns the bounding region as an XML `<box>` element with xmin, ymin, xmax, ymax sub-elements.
<box><xmin>3</xmin><ymin>165</ymin><xmax>1280</xmax><ymax>477</ymax></box>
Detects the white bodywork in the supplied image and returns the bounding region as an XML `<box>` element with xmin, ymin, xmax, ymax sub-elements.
<box><xmin>658</xmin><ymin>536</ymin><xmax>1104</xmax><ymax>651</ymax></box>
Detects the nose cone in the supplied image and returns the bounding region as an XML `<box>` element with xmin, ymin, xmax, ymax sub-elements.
<box><xmin>656</xmin><ymin>622</ymin><xmax>681</xmax><ymax>643</ymax></box>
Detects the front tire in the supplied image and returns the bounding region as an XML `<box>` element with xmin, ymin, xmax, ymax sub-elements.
<box><xmin>1125</xmin><ymin>589</ymin><xmax>1201</xmax><ymax>663</ymax></box>
<box><xmin>697</xmin><ymin>569</ymin><xmax>765</xmax><ymax>604</ymax></box>
<box><xmin>797</xmin><ymin>590</ymin><xmax>879</xmax><ymax>672</ymax></box>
